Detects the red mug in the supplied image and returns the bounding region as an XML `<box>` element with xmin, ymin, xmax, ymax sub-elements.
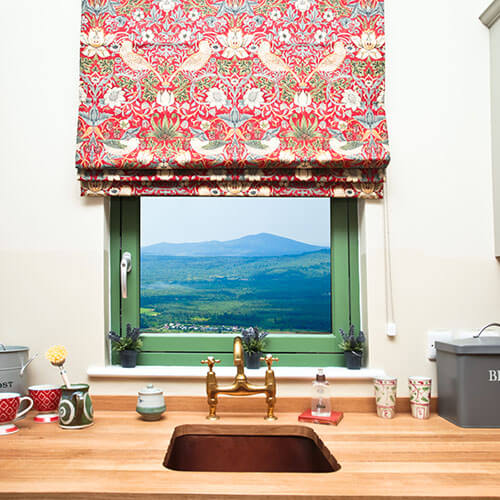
<box><xmin>0</xmin><ymin>392</ymin><xmax>33</xmax><ymax>435</ymax></box>
<box><xmin>28</xmin><ymin>385</ymin><xmax>62</xmax><ymax>423</ymax></box>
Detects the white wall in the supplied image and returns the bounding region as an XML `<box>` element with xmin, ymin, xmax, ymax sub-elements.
<box><xmin>487</xmin><ymin>5</ymin><xmax>500</xmax><ymax>254</ymax></box>
<box><xmin>372</xmin><ymin>0</ymin><xmax>498</xmax><ymax>392</ymax></box>
<box><xmin>0</xmin><ymin>0</ymin><xmax>109</xmax><ymax>390</ymax></box>
<box><xmin>0</xmin><ymin>0</ymin><xmax>497</xmax><ymax>397</ymax></box>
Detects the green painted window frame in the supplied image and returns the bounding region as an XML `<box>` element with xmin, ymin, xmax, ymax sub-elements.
<box><xmin>110</xmin><ymin>198</ymin><xmax>360</xmax><ymax>367</ymax></box>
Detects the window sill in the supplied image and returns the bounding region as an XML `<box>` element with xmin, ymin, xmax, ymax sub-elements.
<box><xmin>87</xmin><ymin>365</ymin><xmax>386</xmax><ymax>380</ymax></box>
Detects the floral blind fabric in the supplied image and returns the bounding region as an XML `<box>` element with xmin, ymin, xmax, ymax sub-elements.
<box><xmin>77</xmin><ymin>0</ymin><xmax>389</xmax><ymax>197</ymax></box>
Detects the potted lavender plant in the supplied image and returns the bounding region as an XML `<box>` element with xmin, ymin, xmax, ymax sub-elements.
<box><xmin>339</xmin><ymin>325</ymin><xmax>365</xmax><ymax>370</ymax></box>
<box><xmin>241</xmin><ymin>327</ymin><xmax>268</xmax><ymax>369</ymax></box>
<box><xmin>108</xmin><ymin>323</ymin><xmax>143</xmax><ymax>368</ymax></box>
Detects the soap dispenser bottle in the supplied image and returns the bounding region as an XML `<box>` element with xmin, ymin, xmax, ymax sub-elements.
<box><xmin>311</xmin><ymin>369</ymin><xmax>331</xmax><ymax>417</ymax></box>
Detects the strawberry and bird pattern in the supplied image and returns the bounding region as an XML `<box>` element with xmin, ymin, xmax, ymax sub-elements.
<box><xmin>77</xmin><ymin>0</ymin><xmax>389</xmax><ymax>197</ymax></box>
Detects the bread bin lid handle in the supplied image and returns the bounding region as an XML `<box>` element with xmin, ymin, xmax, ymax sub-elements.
<box><xmin>473</xmin><ymin>322</ymin><xmax>500</xmax><ymax>338</ymax></box>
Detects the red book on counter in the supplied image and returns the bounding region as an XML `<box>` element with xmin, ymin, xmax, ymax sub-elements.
<box><xmin>298</xmin><ymin>409</ymin><xmax>344</xmax><ymax>426</ymax></box>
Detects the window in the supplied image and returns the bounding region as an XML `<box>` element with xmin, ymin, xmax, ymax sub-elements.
<box><xmin>141</xmin><ymin>198</ymin><xmax>331</xmax><ymax>333</ymax></box>
<box><xmin>110</xmin><ymin>198</ymin><xmax>360</xmax><ymax>367</ymax></box>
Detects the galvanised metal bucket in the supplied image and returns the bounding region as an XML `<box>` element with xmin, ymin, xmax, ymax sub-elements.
<box><xmin>0</xmin><ymin>345</ymin><xmax>37</xmax><ymax>395</ymax></box>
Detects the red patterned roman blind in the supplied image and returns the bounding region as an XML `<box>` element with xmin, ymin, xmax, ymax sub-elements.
<box><xmin>77</xmin><ymin>0</ymin><xmax>389</xmax><ymax>197</ymax></box>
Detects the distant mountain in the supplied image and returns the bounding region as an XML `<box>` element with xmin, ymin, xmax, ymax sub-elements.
<box><xmin>141</xmin><ymin>233</ymin><xmax>328</xmax><ymax>257</ymax></box>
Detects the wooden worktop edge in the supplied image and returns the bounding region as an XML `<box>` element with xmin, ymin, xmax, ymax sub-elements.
<box><xmin>92</xmin><ymin>395</ymin><xmax>437</xmax><ymax>413</ymax></box>
<box><xmin>3</xmin><ymin>495</ymin><xmax>487</xmax><ymax>500</ymax></box>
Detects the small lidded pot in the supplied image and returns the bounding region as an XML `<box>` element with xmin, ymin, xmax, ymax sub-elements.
<box><xmin>136</xmin><ymin>384</ymin><xmax>166</xmax><ymax>421</ymax></box>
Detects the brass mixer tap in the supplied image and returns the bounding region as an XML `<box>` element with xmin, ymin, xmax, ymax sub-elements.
<box><xmin>201</xmin><ymin>336</ymin><xmax>279</xmax><ymax>421</ymax></box>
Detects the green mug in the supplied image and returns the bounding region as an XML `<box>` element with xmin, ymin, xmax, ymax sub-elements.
<box><xmin>58</xmin><ymin>384</ymin><xmax>94</xmax><ymax>429</ymax></box>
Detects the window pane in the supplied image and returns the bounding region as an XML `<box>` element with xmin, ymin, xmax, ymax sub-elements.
<box><xmin>140</xmin><ymin>198</ymin><xmax>331</xmax><ymax>333</ymax></box>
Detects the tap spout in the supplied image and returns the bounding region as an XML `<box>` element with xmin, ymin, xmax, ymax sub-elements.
<box><xmin>233</xmin><ymin>336</ymin><xmax>246</xmax><ymax>377</ymax></box>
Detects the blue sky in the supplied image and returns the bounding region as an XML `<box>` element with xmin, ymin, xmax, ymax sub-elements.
<box><xmin>141</xmin><ymin>198</ymin><xmax>330</xmax><ymax>247</ymax></box>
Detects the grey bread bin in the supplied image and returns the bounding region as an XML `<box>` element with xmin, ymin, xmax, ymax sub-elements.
<box><xmin>436</xmin><ymin>337</ymin><xmax>500</xmax><ymax>428</ymax></box>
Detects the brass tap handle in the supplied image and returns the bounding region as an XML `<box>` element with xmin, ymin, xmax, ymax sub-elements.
<box><xmin>260</xmin><ymin>354</ymin><xmax>279</xmax><ymax>369</ymax></box>
<box><xmin>201</xmin><ymin>356</ymin><xmax>220</xmax><ymax>372</ymax></box>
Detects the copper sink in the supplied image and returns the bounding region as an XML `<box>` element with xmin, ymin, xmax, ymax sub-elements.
<box><xmin>163</xmin><ymin>424</ymin><xmax>340</xmax><ymax>473</ymax></box>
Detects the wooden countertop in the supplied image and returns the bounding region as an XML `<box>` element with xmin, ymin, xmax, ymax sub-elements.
<box><xmin>2</xmin><ymin>409</ymin><xmax>500</xmax><ymax>499</ymax></box>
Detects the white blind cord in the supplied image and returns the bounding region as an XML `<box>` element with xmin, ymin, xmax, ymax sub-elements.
<box><xmin>383</xmin><ymin>181</ymin><xmax>395</xmax><ymax>326</ymax></box>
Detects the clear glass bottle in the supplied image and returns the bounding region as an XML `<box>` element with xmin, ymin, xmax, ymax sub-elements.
<box><xmin>311</xmin><ymin>368</ymin><xmax>331</xmax><ymax>417</ymax></box>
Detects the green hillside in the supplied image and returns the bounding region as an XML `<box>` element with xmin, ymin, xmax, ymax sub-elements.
<box><xmin>140</xmin><ymin>249</ymin><xmax>331</xmax><ymax>333</ymax></box>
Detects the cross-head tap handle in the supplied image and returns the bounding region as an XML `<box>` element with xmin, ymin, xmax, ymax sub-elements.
<box><xmin>201</xmin><ymin>356</ymin><xmax>220</xmax><ymax>372</ymax></box>
<box><xmin>260</xmin><ymin>354</ymin><xmax>279</xmax><ymax>369</ymax></box>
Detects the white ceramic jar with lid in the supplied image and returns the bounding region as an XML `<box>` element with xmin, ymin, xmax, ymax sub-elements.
<box><xmin>136</xmin><ymin>384</ymin><xmax>166</xmax><ymax>421</ymax></box>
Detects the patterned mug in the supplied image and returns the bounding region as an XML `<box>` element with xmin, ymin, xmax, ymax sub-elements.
<box><xmin>408</xmin><ymin>376</ymin><xmax>432</xmax><ymax>419</ymax></box>
<box><xmin>58</xmin><ymin>384</ymin><xmax>94</xmax><ymax>429</ymax></box>
<box><xmin>374</xmin><ymin>376</ymin><xmax>397</xmax><ymax>419</ymax></box>
<box><xmin>0</xmin><ymin>392</ymin><xmax>33</xmax><ymax>435</ymax></box>
<box><xmin>29</xmin><ymin>385</ymin><xmax>62</xmax><ymax>423</ymax></box>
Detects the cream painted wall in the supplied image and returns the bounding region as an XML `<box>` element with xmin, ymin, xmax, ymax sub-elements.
<box><xmin>366</xmin><ymin>0</ymin><xmax>498</xmax><ymax>394</ymax></box>
<box><xmin>487</xmin><ymin>6</ymin><xmax>500</xmax><ymax>254</ymax></box>
<box><xmin>0</xmin><ymin>0</ymin><xmax>497</xmax><ymax>398</ymax></box>
<box><xmin>0</xmin><ymin>0</ymin><xmax>109</xmax><ymax>390</ymax></box>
